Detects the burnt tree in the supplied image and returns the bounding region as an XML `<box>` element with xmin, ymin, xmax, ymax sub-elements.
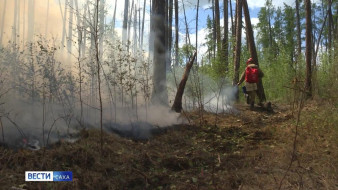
<box><xmin>172</xmin><ymin>52</ymin><xmax>197</xmax><ymax>113</ymax></box>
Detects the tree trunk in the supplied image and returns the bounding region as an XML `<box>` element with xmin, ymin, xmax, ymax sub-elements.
<box><xmin>0</xmin><ymin>0</ymin><xmax>7</xmax><ymax>45</ymax></box>
<box><xmin>295</xmin><ymin>0</ymin><xmax>301</xmax><ymax>59</ymax></box>
<box><xmin>133</xmin><ymin>3</ymin><xmax>137</xmax><ymax>53</ymax></box>
<box><xmin>17</xmin><ymin>0</ymin><xmax>21</xmax><ymax>42</ymax></box>
<box><xmin>74</xmin><ymin>0</ymin><xmax>83</xmax><ymax>127</ymax></box>
<box><xmin>61</xmin><ymin>0</ymin><xmax>68</xmax><ymax>48</ymax></box>
<box><xmin>230</xmin><ymin>0</ymin><xmax>234</xmax><ymax>37</ymax></box>
<box><xmin>68</xmin><ymin>0</ymin><xmax>74</xmax><ymax>53</ymax></box>
<box><xmin>22</xmin><ymin>0</ymin><xmax>25</xmax><ymax>44</ymax></box>
<box><xmin>182</xmin><ymin>0</ymin><xmax>191</xmax><ymax>46</ymax></box>
<box><xmin>27</xmin><ymin>0</ymin><xmax>35</xmax><ymax>41</ymax></box>
<box><xmin>122</xmin><ymin>0</ymin><xmax>129</xmax><ymax>43</ymax></box>
<box><xmin>12</xmin><ymin>0</ymin><xmax>18</xmax><ymax>45</ymax></box>
<box><xmin>151</xmin><ymin>0</ymin><xmax>168</xmax><ymax>105</ymax></box>
<box><xmin>174</xmin><ymin>0</ymin><xmax>179</xmax><ymax>66</ymax></box>
<box><xmin>232</xmin><ymin>0</ymin><xmax>236</xmax><ymax>62</ymax></box>
<box><xmin>168</xmin><ymin>0</ymin><xmax>173</xmax><ymax>70</ymax></box>
<box><xmin>223</xmin><ymin>0</ymin><xmax>229</xmax><ymax>72</ymax></box>
<box><xmin>243</xmin><ymin>0</ymin><xmax>266</xmax><ymax>102</ymax></box>
<box><xmin>335</xmin><ymin>5</ymin><xmax>338</xmax><ymax>59</ymax></box>
<box><xmin>81</xmin><ymin>0</ymin><xmax>89</xmax><ymax>56</ymax></box>
<box><xmin>305</xmin><ymin>0</ymin><xmax>312</xmax><ymax>98</ymax></box>
<box><xmin>215</xmin><ymin>0</ymin><xmax>221</xmax><ymax>52</ymax></box>
<box><xmin>233</xmin><ymin>0</ymin><xmax>242</xmax><ymax>98</ymax></box>
<box><xmin>138</xmin><ymin>5</ymin><xmax>141</xmax><ymax>48</ymax></box>
<box><xmin>328</xmin><ymin>0</ymin><xmax>333</xmax><ymax>55</ymax></box>
<box><xmin>74</xmin><ymin>0</ymin><xmax>81</xmax><ymax>55</ymax></box>
<box><xmin>172</xmin><ymin>52</ymin><xmax>197</xmax><ymax>112</ymax></box>
<box><xmin>196</xmin><ymin>0</ymin><xmax>200</xmax><ymax>51</ymax></box>
<box><xmin>127</xmin><ymin>0</ymin><xmax>134</xmax><ymax>51</ymax></box>
<box><xmin>165</xmin><ymin>0</ymin><xmax>168</xmax><ymax>68</ymax></box>
<box><xmin>99</xmin><ymin>0</ymin><xmax>105</xmax><ymax>57</ymax></box>
<box><xmin>149</xmin><ymin>0</ymin><xmax>154</xmax><ymax>57</ymax></box>
<box><xmin>94</xmin><ymin>0</ymin><xmax>103</xmax><ymax>154</ymax></box>
<box><xmin>45</xmin><ymin>0</ymin><xmax>50</xmax><ymax>36</ymax></box>
<box><xmin>112</xmin><ymin>0</ymin><xmax>117</xmax><ymax>35</ymax></box>
<box><xmin>140</xmin><ymin>0</ymin><xmax>146</xmax><ymax>48</ymax></box>
<box><xmin>212</xmin><ymin>0</ymin><xmax>216</xmax><ymax>58</ymax></box>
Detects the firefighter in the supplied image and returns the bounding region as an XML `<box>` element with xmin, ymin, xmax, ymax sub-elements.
<box><xmin>237</xmin><ymin>58</ymin><xmax>264</xmax><ymax>109</ymax></box>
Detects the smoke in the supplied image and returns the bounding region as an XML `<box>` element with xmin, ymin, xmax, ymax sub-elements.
<box><xmin>101</xmin><ymin>104</ymin><xmax>184</xmax><ymax>140</ymax></box>
<box><xmin>0</xmin><ymin>0</ymin><xmax>238</xmax><ymax>150</ymax></box>
<box><xmin>203</xmin><ymin>85</ymin><xmax>238</xmax><ymax>113</ymax></box>
<box><xmin>0</xmin><ymin>90</ymin><xmax>185</xmax><ymax>148</ymax></box>
<box><xmin>0</xmin><ymin>0</ymin><xmax>66</xmax><ymax>45</ymax></box>
<box><xmin>168</xmin><ymin>67</ymin><xmax>239</xmax><ymax>113</ymax></box>
<box><xmin>0</xmin><ymin>38</ymin><xmax>184</xmax><ymax>148</ymax></box>
<box><xmin>0</xmin><ymin>95</ymin><xmax>79</xmax><ymax>149</ymax></box>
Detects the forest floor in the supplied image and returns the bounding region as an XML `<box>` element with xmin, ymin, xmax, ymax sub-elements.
<box><xmin>0</xmin><ymin>100</ymin><xmax>337</xmax><ymax>190</ymax></box>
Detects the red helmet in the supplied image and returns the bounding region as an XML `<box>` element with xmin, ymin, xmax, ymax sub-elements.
<box><xmin>246</xmin><ymin>57</ymin><xmax>253</xmax><ymax>65</ymax></box>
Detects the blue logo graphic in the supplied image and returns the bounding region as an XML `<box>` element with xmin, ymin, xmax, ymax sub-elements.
<box><xmin>53</xmin><ymin>171</ymin><xmax>73</xmax><ymax>181</ymax></box>
<box><xmin>25</xmin><ymin>171</ymin><xmax>73</xmax><ymax>182</ymax></box>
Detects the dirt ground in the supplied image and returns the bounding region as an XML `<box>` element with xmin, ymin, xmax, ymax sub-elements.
<box><xmin>0</xmin><ymin>102</ymin><xmax>337</xmax><ymax>190</ymax></box>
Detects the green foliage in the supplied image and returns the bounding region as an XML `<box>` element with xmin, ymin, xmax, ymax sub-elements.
<box><xmin>282</xmin><ymin>4</ymin><xmax>296</xmax><ymax>61</ymax></box>
<box><xmin>0</xmin><ymin>37</ymin><xmax>73</xmax><ymax>103</ymax></box>
<box><xmin>196</xmin><ymin>0</ymin><xmax>337</xmax><ymax>105</ymax></box>
<box><xmin>257</xmin><ymin>7</ymin><xmax>271</xmax><ymax>50</ymax></box>
<box><xmin>179</xmin><ymin>44</ymin><xmax>196</xmax><ymax>65</ymax></box>
<box><xmin>252</xmin><ymin>0</ymin><xmax>334</xmax><ymax>103</ymax></box>
<box><xmin>260</xmin><ymin>47</ymin><xmax>302</xmax><ymax>102</ymax></box>
<box><xmin>316</xmin><ymin>51</ymin><xmax>338</xmax><ymax>104</ymax></box>
<box><xmin>204</xmin><ymin>15</ymin><xmax>216</xmax><ymax>60</ymax></box>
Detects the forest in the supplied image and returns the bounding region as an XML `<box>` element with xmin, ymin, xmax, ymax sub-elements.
<box><xmin>0</xmin><ymin>0</ymin><xmax>337</xmax><ymax>189</ymax></box>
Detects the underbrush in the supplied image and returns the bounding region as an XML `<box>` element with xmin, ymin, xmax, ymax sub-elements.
<box><xmin>0</xmin><ymin>102</ymin><xmax>337</xmax><ymax>190</ymax></box>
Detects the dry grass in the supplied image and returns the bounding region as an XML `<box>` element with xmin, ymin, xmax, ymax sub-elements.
<box><xmin>0</xmin><ymin>102</ymin><xmax>337</xmax><ymax>190</ymax></box>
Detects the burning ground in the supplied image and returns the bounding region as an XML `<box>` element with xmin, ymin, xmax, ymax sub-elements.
<box><xmin>0</xmin><ymin>102</ymin><xmax>337</xmax><ymax>190</ymax></box>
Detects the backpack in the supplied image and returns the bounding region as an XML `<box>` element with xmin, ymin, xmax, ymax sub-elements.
<box><xmin>245</xmin><ymin>66</ymin><xmax>259</xmax><ymax>83</ymax></box>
